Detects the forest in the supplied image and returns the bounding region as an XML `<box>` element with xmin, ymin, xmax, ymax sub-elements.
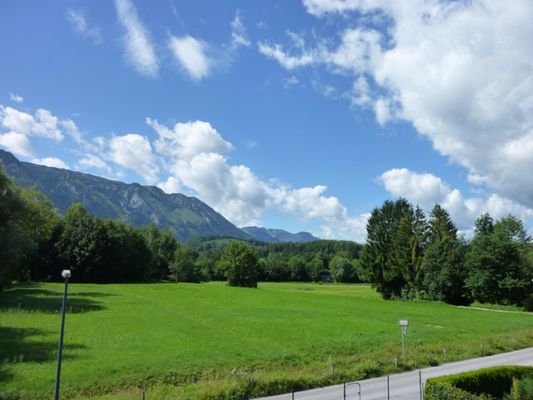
<box><xmin>1</xmin><ymin>165</ymin><xmax>532</xmax><ymax>309</ymax></box>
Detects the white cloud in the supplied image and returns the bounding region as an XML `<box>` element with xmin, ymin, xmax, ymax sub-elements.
<box><xmin>259</xmin><ymin>42</ymin><xmax>315</xmax><ymax>69</ymax></box>
<box><xmin>148</xmin><ymin>118</ymin><xmax>233</xmax><ymax>161</ymax></box>
<box><xmin>283</xmin><ymin>76</ymin><xmax>300</xmax><ymax>89</ymax></box>
<box><xmin>77</xmin><ymin>154</ymin><xmax>108</xmax><ymax>170</ymax></box>
<box><xmin>168</xmin><ymin>35</ymin><xmax>211</xmax><ymax>80</ymax></box>
<box><xmin>282</xmin><ymin>185</ymin><xmax>345</xmax><ymax>220</ymax></box>
<box><xmin>380</xmin><ymin>168</ymin><xmax>533</xmax><ymax>230</ymax></box>
<box><xmin>302</xmin><ymin>0</ymin><xmax>367</xmax><ymax>17</ymax></box>
<box><xmin>0</xmin><ymin>106</ymin><xmax>63</xmax><ymax>140</ymax></box>
<box><xmin>9</xmin><ymin>93</ymin><xmax>23</xmax><ymax>103</ymax></box>
<box><xmin>115</xmin><ymin>0</ymin><xmax>159</xmax><ymax>77</ymax></box>
<box><xmin>66</xmin><ymin>8</ymin><xmax>102</xmax><ymax>44</ymax></box>
<box><xmin>148</xmin><ymin>119</ymin><xmax>366</xmax><ymax>239</ymax></box>
<box><xmin>263</xmin><ymin>0</ymin><xmax>533</xmax><ymax>212</ymax></box>
<box><xmin>60</xmin><ymin>119</ymin><xmax>83</xmax><ymax>143</ymax></box>
<box><xmin>0</xmin><ymin>131</ymin><xmax>34</xmax><ymax>157</ymax></box>
<box><xmin>158</xmin><ymin>176</ymin><xmax>181</xmax><ymax>194</ymax></box>
<box><xmin>231</xmin><ymin>11</ymin><xmax>251</xmax><ymax>48</ymax></box>
<box><xmin>32</xmin><ymin>157</ymin><xmax>69</xmax><ymax>169</ymax></box>
<box><xmin>108</xmin><ymin>133</ymin><xmax>159</xmax><ymax>184</ymax></box>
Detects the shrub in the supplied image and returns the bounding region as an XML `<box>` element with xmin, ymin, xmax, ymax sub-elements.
<box><xmin>424</xmin><ymin>383</ymin><xmax>487</xmax><ymax>400</ymax></box>
<box><xmin>425</xmin><ymin>366</ymin><xmax>533</xmax><ymax>400</ymax></box>
<box><xmin>508</xmin><ymin>376</ymin><xmax>533</xmax><ymax>400</ymax></box>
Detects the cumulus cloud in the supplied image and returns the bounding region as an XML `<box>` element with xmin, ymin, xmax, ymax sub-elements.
<box><xmin>32</xmin><ymin>157</ymin><xmax>69</xmax><ymax>169</ymax></box>
<box><xmin>148</xmin><ymin>118</ymin><xmax>233</xmax><ymax>161</ymax></box>
<box><xmin>115</xmin><ymin>0</ymin><xmax>159</xmax><ymax>77</ymax></box>
<box><xmin>158</xmin><ymin>176</ymin><xmax>181</xmax><ymax>194</ymax></box>
<box><xmin>380</xmin><ymin>168</ymin><xmax>533</xmax><ymax>231</ymax></box>
<box><xmin>9</xmin><ymin>93</ymin><xmax>23</xmax><ymax>103</ymax></box>
<box><xmin>108</xmin><ymin>133</ymin><xmax>159</xmax><ymax>184</ymax></box>
<box><xmin>0</xmin><ymin>106</ymin><xmax>64</xmax><ymax>140</ymax></box>
<box><xmin>168</xmin><ymin>35</ymin><xmax>212</xmax><ymax>80</ymax></box>
<box><xmin>66</xmin><ymin>8</ymin><xmax>102</xmax><ymax>44</ymax></box>
<box><xmin>262</xmin><ymin>0</ymin><xmax>533</xmax><ymax>211</ymax></box>
<box><xmin>148</xmin><ymin>118</ymin><xmax>366</xmax><ymax>238</ymax></box>
<box><xmin>0</xmin><ymin>131</ymin><xmax>34</xmax><ymax>157</ymax></box>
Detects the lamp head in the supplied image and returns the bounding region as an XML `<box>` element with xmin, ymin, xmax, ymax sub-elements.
<box><xmin>61</xmin><ymin>270</ymin><xmax>72</xmax><ymax>279</ymax></box>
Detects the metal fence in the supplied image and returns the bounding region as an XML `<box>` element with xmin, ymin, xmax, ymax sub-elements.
<box><xmin>137</xmin><ymin>370</ymin><xmax>426</xmax><ymax>400</ymax></box>
<box><xmin>254</xmin><ymin>370</ymin><xmax>425</xmax><ymax>400</ymax></box>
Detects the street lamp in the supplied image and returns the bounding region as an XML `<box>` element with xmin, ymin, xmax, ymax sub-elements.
<box><xmin>54</xmin><ymin>269</ymin><xmax>71</xmax><ymax>400</ymax></box>
<box><xmin>398</xmin><ymin>319</ymin><xmax>409</xmax><ymax>358</ymax></box>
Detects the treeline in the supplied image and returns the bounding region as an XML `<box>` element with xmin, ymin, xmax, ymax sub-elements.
<box><xmin>2</xmin><ymin>165</ymin><xmax>531</xmax><ymax>310</ymax></box>
<box><xmin>191</xmin><ymin>238</ymin><xmax>363</xmax><ymax>283</ymax></box>
<box><xmin>361</xmin><ymin>199</ymin><xmax>533</xmax><ymax>309</ymax></box>
<box><xmin>0</xmin><ymin>166</ymin><xmax>362</xmax><ymax>287</ymax></box>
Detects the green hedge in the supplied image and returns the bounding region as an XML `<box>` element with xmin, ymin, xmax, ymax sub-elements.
<box><xmin>425</xmin><ymin>366</ymin><xmax>533</xmax><ymax>400</ymax></box>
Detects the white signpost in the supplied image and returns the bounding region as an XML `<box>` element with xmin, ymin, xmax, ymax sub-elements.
<box><xmin>399</xmin><ymin>319</ymin><xmax>409</xmax><ymax>358</ymax></box>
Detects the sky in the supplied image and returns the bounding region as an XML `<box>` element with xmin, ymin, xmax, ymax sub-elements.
<box><xmin>1</xmin><ymin>0</ymin><xmax>532</xmax><ymax>242</ymax></box>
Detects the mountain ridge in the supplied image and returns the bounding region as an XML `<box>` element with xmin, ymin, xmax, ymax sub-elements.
<box><xmin>241</xmin><ymin>226</ymin><xmax>318</xmax><ymax>243</ymax></box>
<box><xmin>0</xmin><ymin>150</ymin><xmax>248</xmax><ymax>241</ymax></box>
<box><xmin>0</xmin><ymin>150</ymin><xmax>319</xmax><ymax>243</ymax></box>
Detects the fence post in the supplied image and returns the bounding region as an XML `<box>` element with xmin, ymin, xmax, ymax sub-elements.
<box><xmin>419</xmin><ymin>370</ymin><xmax>423</xmax><ymax>400</ymax></box>
<box><xmin>387</xmin><ymin>375</ymin><xmax>390</xmax><ymax>400</ymax></box>
<box><xmin>343</xmin><ymin>382</ymin><xmax>346</xmax><ymax>399</ymax></box>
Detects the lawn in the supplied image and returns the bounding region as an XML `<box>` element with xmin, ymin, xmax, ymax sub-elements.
<box><xmin>0</xmin><ymin>282</ymin><xmax>532</xmax><ymax>399</ymax></box>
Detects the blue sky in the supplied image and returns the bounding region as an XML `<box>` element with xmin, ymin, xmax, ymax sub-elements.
<box><xmin>1</xmin><ymin>0</ymin><xmax>532</xmax><ymax>241</ymax></box>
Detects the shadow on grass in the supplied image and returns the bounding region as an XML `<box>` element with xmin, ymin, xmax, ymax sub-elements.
<box><xmin>0</xmin><ymin>286</ymin><xmax>108</xmax><ymax>313</ymax></box>
<box><xmin>0</xmin><ymin>326</ymin><xmax>87</xmax><ymax>386</ymax></box>
<box><xmin>0</xmin><ymin>326</ymin><xmax>85</xmax><ymax>363</ymax></box>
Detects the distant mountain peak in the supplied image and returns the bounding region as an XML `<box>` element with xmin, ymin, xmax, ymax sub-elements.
<box><xmin>241</xmin><ymin>226</ymin><xmax>318</xmax><ymax>243</ymax></box>
<box><xmin>0</xmin><ymin>150</ymin><xmax>249</xmax><ymax>241</ymax></box>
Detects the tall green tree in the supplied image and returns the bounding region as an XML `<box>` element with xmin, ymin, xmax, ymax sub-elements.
<box><xmin>329</xmin><ymin>254</ymin><xmax>358</xmax><ymax>283</ymax></box>
<box><xmin>421</xmin><ymin>205</ymin><xmax>469</xmax><ymax>305</ymax></box>
<box><xmin>0</xmin><ymin>166</ymin><xmax>28</xmax><ymax>288</ymax></box>
<box><xmin>142</xmin><ymin>224</ymin><xmax>179</xmax><ymax>279</ymax></box>
<box><xmin>0</xmin><ymin>166</ymin><xmax>61</xmax><ymax>286</ymax></box>
<box><xmin>288</xmin><ymin>255</ymin><xmax>310</xmax><ymax>282</ymax></box>
<box><xmin>361</xmin><ymin>198</ymin><xmax>412</xmax><ymax>299</ymax></box>
<box><xmin>261</xmin><ymin>253</ymin><xmax>290</xmax><ymax>281</ymax></box>
<box><xmin>56</xmin><ymin>204</ymin><xmax>105</xmax><ymax>281</ymax></box>
<box><xmin>308</xmin><ymin>252</ymin><xmax>326</xmax><ymax>282</ymax></box>
<box><xmin>392</xmin><ymin>206</ymin><xmax>428</xmax><ymax>297</ymax></box>
<box><xmin>170</xmin><ymin>245</ymin><xmax>200</xmax><ymax>282</ymax></box>
<box><xmin>466</xmin><ymin>214</ymin><xmax>531</xmax><ymax>306</ymax></box>
<box><xmin>218</xmin><ymin>241</ymin><xmax>259</xmax><ymax>288</ymax></box>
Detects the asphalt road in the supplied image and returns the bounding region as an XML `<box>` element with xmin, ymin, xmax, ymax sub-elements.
<box><xmin>254</xmin><ymin>347</ymin><xmax>533</xmax><ymax>400</ymax></box>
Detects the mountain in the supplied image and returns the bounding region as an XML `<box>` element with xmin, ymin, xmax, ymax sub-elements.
<box><xmin>0</xmin><ymin>150</ymin><xmax>249</xmax><ymax>241</ymax></box>
<box><xmin>242</xmin><ymin>226</ymin><xmax>319</xmax><ymax>243</ymax></box>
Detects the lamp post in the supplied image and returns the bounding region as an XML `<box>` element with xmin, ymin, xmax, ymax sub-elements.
<box><xmin>54</xmin><ymin>269</ymin><xmax>71</xmax><ymax>400</ymax></box>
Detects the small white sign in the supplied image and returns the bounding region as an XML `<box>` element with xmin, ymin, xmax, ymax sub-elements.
<box><xmin>399</xmin><ymin>319</ymin><xmax>409</xmax><ymax>327</ymax></box>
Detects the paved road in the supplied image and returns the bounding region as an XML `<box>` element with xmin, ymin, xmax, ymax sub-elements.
<box><xmin>254</xmin><ymin>347</ymin><xmax>533</xmax><ymax>400</ymax></box>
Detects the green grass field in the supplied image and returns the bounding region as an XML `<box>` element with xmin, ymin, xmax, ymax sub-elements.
<box><xmin>1</xmin><ymin>282</ymin><xmax>532</xmax><ymax>399</ymax></box>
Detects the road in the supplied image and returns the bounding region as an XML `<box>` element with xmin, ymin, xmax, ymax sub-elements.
<box><xmin>254</xmin><ymin>347</ymin><xmax>533</xmax><ymax>400</ymax></box>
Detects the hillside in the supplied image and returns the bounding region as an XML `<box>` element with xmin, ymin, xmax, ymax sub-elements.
<box><xmin>0</xmin><ymin>150</ymin><xmax>248</xmax><ymax>241</ymax></box>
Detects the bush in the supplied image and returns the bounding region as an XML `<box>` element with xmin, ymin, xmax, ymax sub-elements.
<box><xmin>425</xmin><ymin>366</ymin><xmax>533</xmax><ymax>400</ymax></box>
<box><xmin>424</xmin><ymin>383</ymin><xmax>487</xmax><ymax>400</ymax></box>
<box><xmin>508</xmin><ymin>376</ymin><xmax>533</xmax><ymax>400</ymax></box>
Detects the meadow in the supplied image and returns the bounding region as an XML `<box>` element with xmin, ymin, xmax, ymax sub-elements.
<box><xmin>0</xmin><ymin>282</ymin><xmax>532</xmax><ymax>399</ymax></box>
